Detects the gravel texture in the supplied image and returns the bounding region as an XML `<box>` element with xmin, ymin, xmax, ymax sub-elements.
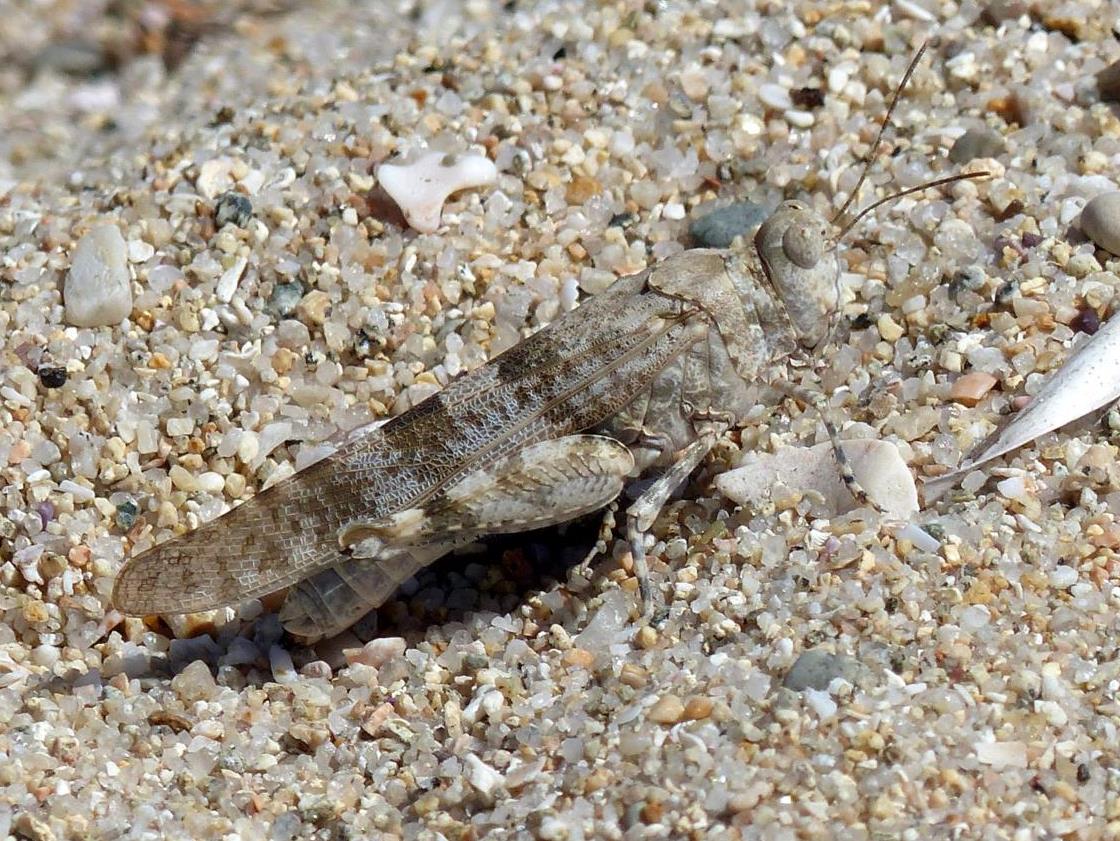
<box><xmin>3</xmin><ymin>1</ymin><xmax>1120</xmax><ymax>839</ymax></box>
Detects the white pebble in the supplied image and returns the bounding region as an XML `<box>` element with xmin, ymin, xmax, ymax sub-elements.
<box><xmin>960</xmin><ymin>605</ymin><xmax>990</xmax><ymax>630</ymax></box>
<box><xmin>64</xmin><ymin>224</ymin><xmax>132</xmax><ymax>327</ymax></box>
<box><xmin>256</xmin><ymin>422</ymin><xmax>292</xmax><ymax>462</ymax></box>
<box><xmin>995</xmin><ymin>475</ymin><xmax>1027</xmax><ymax>500</ymax></box>
<box><xmin>804</xmin><ymin>688</ymin><xmax>837</xmax><ymax>718</ymax></box>
<box><xmin>344</xmin><ymin>637</ymin><xmax>406</xmax><ymax>668</ymax></box>
<box><xmin>758</xmin><ymin>83</ymin><xmax>792</xmax><ymax>110</ymax></box>
<box><xmin>127</xmin><ymin>239</ymin><xmax>155</xmax><ymax>263</ymax></box>
<box><xmin>197</xmin><ymin>157</ymin><xmax>236</xmax><ymax>199</ymax></box>
<box><xmin>1035</xmin><ymin>700</ymin><xmax>1068</xmax><ymax>727</ymax></box>
<box><xmin>464</xmin><ymin>754</ymin><xmax>505</xmax><ymax>796</ymax></box>
<box><xmin>377</xmin><ymin>150</ymin><xmax>497</xmax><ymax>233</ymax></box>
<box><xmin>827</xmin><ymin>66</ymin><xmax>850</xmax><ymax>94</ymax></box>
<box><xmin>893</xmin><ymin>0</ymin><xmax>937</xmax><ymax>21</ymax></box>
<box><xmin>168</xmin><ymin>464</ymin><xmax>198</xmax><ymax>492</ymax></box>
<box><xmin>559</xmin><ymin>277</ymin><xmax>580</xmax><ymax>312</ymax></box>
<box><xmin>897</xmin><ymin>522</ymin><xmax>941</xmax><ymax>553</ymax></box>
<box><xmin>237</xmin><ymin>430</ymin><xmax>260</xmax><ymax>463</ymax></box>
<box><xmin>1079</xmin><ymin>191</ymin><xmax>1120</xmax><ymax>255</ymax></box>
<box><xmin>166</xmin><ymin>417</ymin><xmax>194</xmax><ymax>437</ymax></box>
<box><xmin>59</xmin><ymin>479</ymin><xmax>95</xmax><ymax>503</ymax></box>
<box><xmin>784</xmin><ymin>109</ymin><xmax>815</xmax><ymax>128</ymax></box>
<box><xmin>269</xmin><ymin>645</ymin><xmax>297</xmax><ymax>684</ymax></box>
<box><xmin>976</xmin><ymin>740</ymin><xmax>1027</xmax><ymax>768</ymax></box>
<box><xmin>662</xmin><ymin>202</ymin><xmax>686</xmax><ymax>221</ymax></box>
<box><xmin>31</xmin><ymin>644</ymin><xmax>60</xmax><ymax>668</ymax></box>
<box><xmin>1048</xmin><ymin>566</ymin><xmax>1078</xmax><ymax>589</ymax></box>
<box><xmin>215</xmin><ymin>256</ymin><xmax>248</xmax><ymax>303</ymax></box>
<box><xmin>196</xmin><ymin>472</ymin><xmax>226</xmax><ymax>494</ymax></box>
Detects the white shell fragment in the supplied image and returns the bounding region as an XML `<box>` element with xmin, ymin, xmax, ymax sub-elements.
<box><xmin>63</xmin><ymin>223</ymin><xmax>132</xmax><ymax>327</ymax></box>
<box><xmin>377</xmin><ymin>150</ymin><xmax>498</xmax><ymax>233</ymax></box>
<box><xmin>715</xmin><ymin>439</ymin><xmax>919</xmax><ymax>518</ymax></box>
<box><xmin>926</xmin><ymin>310</ymin><xmax>1120</xmax><ymax>496</ymax></box>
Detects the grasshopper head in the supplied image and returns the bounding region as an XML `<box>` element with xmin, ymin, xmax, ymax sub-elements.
<box><xmin>754</xmin><ymin>200</ymin><xmax>839</xmax><ymax>350</ymax></box>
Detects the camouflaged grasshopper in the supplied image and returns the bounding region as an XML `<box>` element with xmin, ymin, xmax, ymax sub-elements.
<box><xmin>113</xmin><ymin>45</ymin><xmax>983</xmax><ymax>643</ymax></box>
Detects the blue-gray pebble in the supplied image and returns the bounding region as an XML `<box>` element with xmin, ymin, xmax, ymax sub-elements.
<box><xmin>783</xmin><ymin>649</ymin><xmax>860</xmax><ymax>691</ymax></box>
<box><xmin>689</xmin><ymin>202</ymin><xmax>769</xmax><ymax>248</ymax></box>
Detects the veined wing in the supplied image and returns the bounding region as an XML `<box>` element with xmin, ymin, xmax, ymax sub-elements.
<box><xmin>112</xmin><ymin>274</ymin><xmax>704</xmax><ymax>615</ymax></box>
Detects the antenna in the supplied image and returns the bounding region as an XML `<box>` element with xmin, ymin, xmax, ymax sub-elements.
<box><xmin>831</xmin><ymin>41</ymin><xmax>930</xmax><ymax>228</ymax></box>
<box><xmin>836</xmin><ymin>171</ymin><xmax>989</xmax><ymax>242</ymax></box>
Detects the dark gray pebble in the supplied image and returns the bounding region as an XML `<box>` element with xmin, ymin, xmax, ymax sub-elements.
<box><xmin>949</xmin><ymin>127</ymin><xmax>1005</xmax><ymax>164</ymax></box>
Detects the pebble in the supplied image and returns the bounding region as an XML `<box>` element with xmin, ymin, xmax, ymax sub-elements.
<box><xmin>716</xmin><ymin>439</ymin><xmax>919</xmax><ymax>518</ymax></box>
<box><xmin>297</xmin><ymin>289</ymin><xmax>332</xmax><ymax>324</ymax></box>
<box><xmin>127</xmin><ymin>239</ymin><xmax>155</xmax><ymax>263</ymax></box>
<box><xmin>59</xmin><ymin>480</ymin><xmax>94</xmax><ymax>502</ymax></box>
<box><xmin>1097</xmin><ymin>60</ymin><xmax>1120</xmax><ymax>103</ymax></box>
<box><xmin>877</xmin><ymin>313</ymin><xmax>905</xmax><ymax>342</ymax></box>
<box><xmin>214</xmin><ymin>192</ymin><xmax>254</xmax><ymax>227</ymax></box>
<box><xmin>682</xmin><ymin>696</ymin><xmax>714</xmax><ymax>720</ymax></box>
<box><xmin>976</xmin><ymin>741</ymin><xmax>1028</xmax><ymax>769</ymax></box>
<box><xmin>803</xmin><ymin>688</ymin><xmax>838</xmax><ymax>718</ymax></box>
<box><xmin>1048</xmin><ymin>565</ymin><xmax>1079</xmax><ymax>588</ymax></box>
<box><xmin>897</xmin><ymin>522</ymin><xmax>942</xmax><ymax>553</ymax></box>
<box><xmin>648</xmin><ymin>694</ymin><xmax>685</xmax><ymax>724</ymax></box>
<box><xmin>758</xmin><ymin>83</ymin><xmax>793</xmax><ymax>110</ymax></box>
<box><xmin>464</xmin><ymin>755</ymin><xmax>505</xmax><ymax>797</ymax></box>
<box><xmin>268</xmin><ymin>281</ymin><xmax>305</xmax><ymax>317</ymax></box>
<box><xmin>619</xmin><ymin>663</ymin><xmax>649</xmax><ymax>688</ymax></box>
<box><xmin>980</xmin><ymin>0</ymin><xmax>1028</xmax><ymax>24</ymax></box>
<box><xmin>893</xmin><ymin>0</ymin><xmax>937</xmax><ymax>21</ymax></box>
<box><xmin>269</xmin><ymin>645</ymin><xmax>297</xmax><ymax>683</ymax></box>
<box><xmin>166</xmin><ymin>417</ymin><xmax>193</xmax><ymax>437</ymax></box>
<box><xmin>996</xmin><ymin>475</ymin><xmax>1028</xmax><ymax>499</ymax></box>
<box><xmin>689</xmin><ymin>202</ymin><xmax>769</xmax><ymax>248</ymax></box>
<box><xmin>1079</xmin><ymin>192</ymin><xmax>1120</xmax><ymax>255</ymax></box>
<box><xmin>783</xmin><ymin>649</ymin><xmax>859</xmax><ymax>691</ymax></box>
<box><xmin>37</xmin><ymin>365</ymin><xmax>67</xmax><ymax>388</ymax></box>
<box><xmin>215</xmin><ymin>257</ymin><xmax>248</xmax><ymax>303</ymax></box>
<box><xmin>114</xmin><ymin>499</ymin><xmax>139</xmax><ymax>530</ymax></box>
<box><xmin>948</xmin><ymin>371</ymin><xmax>999</xmax><ymax>406</ymax></box>
<box><xmin>196</xmin><ymin>158</ymin><xmax>236</xmax><ymax>199</ymax></box>
<box><xmin>14</xmin><ymin>812</ymin><xmax>55</xmax><ymax>841</ymax></box>
<box><xmin>5</xmin><ymin>7</ymin><xmax>1119</xmax><ymax>838</ymax></box>
<box><xmin>948</xmin><ymin>127</ymin><xmax>1006</xmax><ymax>164</ymax></box>
<box><xmin>63</xmin><ymin>224</ymin><xmax>133</xmax><ymax>327</ymax></box>
<box><xmin>343</xmin><ymin>636</ymin><xmax>406</xmax><ymax>668</ymax></box>
<box><xmin>565</xmin><ymin>175</ymin><xmax>601</xmax><ymax>204</ymax></box>
<box><xmin>33</xmin><ymin>39</ymin><xmax>107</xmax><ymax>76</ymax></box>
<box><xmin>1071</xmin><ymin>307</ymin><xmax>1101</xmax><ymax>335</ymax></box>
<box><xmin>170</xmin><ymin>659</ymin><xmax>219</xmax><ymax>703</ymax></box>
<box><xmin>377</xmin><ymin>150</ymin><xmax>497</xmax><ymax>233</ymax></box>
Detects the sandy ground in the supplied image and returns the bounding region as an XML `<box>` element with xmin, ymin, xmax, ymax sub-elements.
<box><xmin>2</xmin><ymin>1</ymin><xmax>1120</xmax><ymax>839</ymax></box>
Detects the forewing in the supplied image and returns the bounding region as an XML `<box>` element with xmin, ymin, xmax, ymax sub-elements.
<box><xmin>113</xmin><ymin>273</ymin><xmax>704</xmax><ymax>615</ymax></box>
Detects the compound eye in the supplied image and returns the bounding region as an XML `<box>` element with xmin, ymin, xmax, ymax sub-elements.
<box><xmin>782</xmin><ymin>221</ymin><xmax>827</xmax><ymax>269</ymax></box>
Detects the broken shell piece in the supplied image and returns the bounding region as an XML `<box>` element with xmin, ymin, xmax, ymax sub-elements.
<box><xmin>377</xmin><ymin>150</ymin><xmax>497</xmax><ymax>233</ymax></box>
<box><xmin>715</xmin><ymin>439</ymin><xmax>918</xmax><ymax>518</ymax></box>
<box><xmin>925</xmin><ymin>307</ymin><xmax>1120</xmax><ymax>499</ymax></box>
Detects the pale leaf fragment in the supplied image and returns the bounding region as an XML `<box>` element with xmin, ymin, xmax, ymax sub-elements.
<box><xmin>926</xmin><ymin>311</ymin><xmax>1120</xmax><ymax>498</ymax></box>
<box><xmin>715</xmin><ymin>439</ymin><xmax>918</xmax><ymax>518</ymax></box>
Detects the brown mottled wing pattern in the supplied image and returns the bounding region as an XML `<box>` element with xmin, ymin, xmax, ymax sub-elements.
<box><xmin>112</xmin><ymin>273</ymin><xmax>707</xmax><ymax>616</ymax></box>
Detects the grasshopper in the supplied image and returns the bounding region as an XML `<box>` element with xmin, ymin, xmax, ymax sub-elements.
<box><xmin>113</xmin><ymin>45</ymin><xmax>983</xmax><ymax>643</ymax></box>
